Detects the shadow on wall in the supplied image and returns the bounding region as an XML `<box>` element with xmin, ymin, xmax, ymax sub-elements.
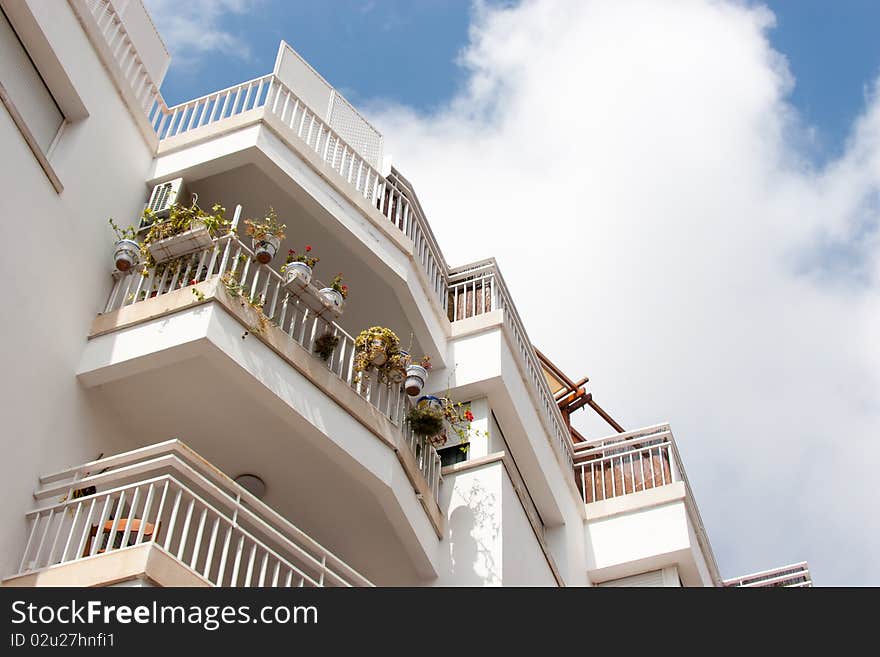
<box><xmin>447</xmin><ymin>479</ymin><xmax>500</xmax><ymax>585</ymax></box>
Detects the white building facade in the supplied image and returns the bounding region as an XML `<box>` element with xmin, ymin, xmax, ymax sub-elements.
<box><xmin>0</xmin><ymin>0</ymin><xmax>807</xmax><ymax>588</ymax></box>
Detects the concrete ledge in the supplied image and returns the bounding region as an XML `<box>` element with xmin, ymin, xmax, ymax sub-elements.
<box><xmin>450</xmin><ymin>310</ymin><xmax>504</xmax><ymax>340</ymax></box>
<box><xmin>584</xmin><ymin>482</ymin><xmax>687</xmax><ymax>523</ymax></box>
<box><xmin>1</xmin><ymin>544</ymin><xmax>211</xmax><ymax>588</ymax></box>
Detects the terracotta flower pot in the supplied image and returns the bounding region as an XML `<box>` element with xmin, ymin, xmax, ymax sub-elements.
<box><xmin>113</xmin><ymin>239</ymin><xmax>140</xmax><ymax>272</ymax></box>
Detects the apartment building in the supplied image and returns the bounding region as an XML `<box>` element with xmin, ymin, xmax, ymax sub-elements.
<box><xmin>0</xmin><ymin>0</ymin><xmax>809</xmax><ymax>588</ymax></box>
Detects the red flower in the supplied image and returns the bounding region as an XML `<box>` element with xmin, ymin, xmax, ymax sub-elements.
<box><xmin>305</xmin><ymin>245</ymin><xmax>312</xmax><ymax>251</ymax></box>
<box><xmin>464</xmin><ymin>410</ymin><xmax>474</xmax><ymax>422</ymax></box>
<box><xmin>189</xmin><ymin>279</ymin><xmax>197</xmax><ymax>285</ymax></box>
<box><xmin>288</xmin><ymin>249</ymin><xmax>295</xmax><ymax>255</ymax></box>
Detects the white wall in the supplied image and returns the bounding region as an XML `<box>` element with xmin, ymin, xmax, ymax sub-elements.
<box><xmin>433</xmin><ymin>459</ymin><xmax>555</xmax><ymax>586</ymax></box>
<box><xmin>0</xmin><ymin>0</ymin><xmax>155</xmax><ymax>577</ymax></box>
<box><xmin>500</xmin><ymin>472</ymin><xmax>556</xmax><ymax>585</ymax></box>
<box><xmin>446</xmin><ymin>323</ymin><xmax>589</xmax><ymax>586</ymax></box>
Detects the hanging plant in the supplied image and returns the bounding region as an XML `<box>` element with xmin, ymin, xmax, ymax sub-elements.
<box><xmin>313</xmin><ymin>332</ymin><xmax>340</xmax><ymax>361</ymax></box>
<box><xmin>109</xmin><ymin>218</ymin><xmax>141</xmax><ymax>272</ymax></box>
<box><xmin>406</xmin><ymin>404</ymin><xmax>446</xmax><ymax>440</ymax></box>
<box><xmin>404</xmin><ymin>355</ymin><xmax>431</xmax><ymax>396</ymax></box>
<box><xmin>354</xmin><ymin>326</ymin><xmax>401</xmax><ymax>382</ymax></box>
<box><xmin>407</xmin><ymin>395</ymin><xmax>481</xmax><ymax>447</ymax></box>
<box><xmin>244</xmin><ymin>207</ymin><xmax>286</xmax><ymax>264</ymax></box>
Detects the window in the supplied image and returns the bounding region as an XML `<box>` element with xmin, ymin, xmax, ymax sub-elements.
<box><xmin>438</xmin><ymin>443</ymin><xmax>469</xmax><ymax>468</ymax></box>
<box><xmin>0</xmin><ymin>6</ymin><xmax>64</xmax><ymax>188</ymax></box>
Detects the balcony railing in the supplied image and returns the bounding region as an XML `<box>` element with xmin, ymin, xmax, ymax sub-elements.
<box><xmin>146</xmin><ymin>72</ymin><xmax>451</xmax><ymax>315</ymax></box>
<box><xmin>723</xmin><ymin>562</ymin><xmax>812</xmax><ymax>588</ymax></box>
<box><xmin>102</xmin><ymin>215</ymin><xmax>441</xmax><ymax>504</ymax></box>
<box><xmin>12</xmin><ymin>440</ymin><xmax>373</xmax><ymax>586</ymax></box>
<box><xmin>573</xmin><ymin>424</ymin><xmax>682</xmax><ymax>504</ymax></box>
<box><xmin>76</xmin><ymin>0</ymin><xmax>167</xmax><ymax>139</ymax></box>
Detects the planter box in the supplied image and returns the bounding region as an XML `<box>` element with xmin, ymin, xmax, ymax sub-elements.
<box><xmin>283</xmin><ymin>276</ymin><xmax>343</xmax><ymax>321</ymax></box>
<box><xmin>147</xmin><ymin>221</ymin><xmax>212</xmax><ymax>263</ymax></box>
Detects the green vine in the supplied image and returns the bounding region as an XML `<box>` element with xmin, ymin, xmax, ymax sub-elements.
<box><xmin>221</xmin><ymin>271</ymin><xmax>271</xmax><ymax>338</ymax></box>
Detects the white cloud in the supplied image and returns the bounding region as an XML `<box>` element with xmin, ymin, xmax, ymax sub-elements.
<box><xmin>367</xmin><ymin>0</ymin><xmax>880</xmax><ymax>584</ymax></box>
<box><xmin>143</xmin><ymin>0</ymin><xmax>253</xmax><ymax>69</ymax></box>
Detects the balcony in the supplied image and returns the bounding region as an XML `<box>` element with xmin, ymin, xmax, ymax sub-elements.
<box><xmin>3</xmin><ymin>441</ymin><xmax>372</xmax><ymax>587</ymax></box>
<box><xmin>80</xmin><ymin>227</ymin><xmax>448</xmax><ymax>581</ymax></box>
<box><xmin>573</xmin><ymin>425</ymin><xmax>681</xmax><ymax>505</ymax></box>
<box><xmin>577</xmin><ymin>424</ymin><xmax>722</xmax><ymax>586</ymax></box>
<box><xmin>723</xmin><ymin>562</ymin><xmax>812</xmax><ymax>588</ymax></box>
<box><xmin>99</xmin><ymin>223</ymin><xmax>441</xmax><ymax>495</ymax></box>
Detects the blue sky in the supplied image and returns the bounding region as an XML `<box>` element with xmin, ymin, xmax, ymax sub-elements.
<box><xmin>153</xmin><ymin>0</ymin><xmax>880</xmax><ymax>164</ymax></box>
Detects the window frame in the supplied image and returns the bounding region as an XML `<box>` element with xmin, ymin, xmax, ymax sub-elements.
<box><xmin>0</xmin><ymin>4</ymin><xmax>66</xmax><ymax>192</ymax></box>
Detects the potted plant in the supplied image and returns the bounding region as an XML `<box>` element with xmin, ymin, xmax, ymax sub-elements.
<box><xmin>319</xmin><ymin>273</ymin><xmax>348</xmax><ymax>310</ymax></box>
<box><xmin>407</xmin><ymin>394</ymin><xmax>477</xmax><ymax>446</ymax></box>
<box><xmin>244</xmin><ymin>207</ymin><xmax>286</xmax><ymax>264</ymax></box>
<box><xmin>387</xmin><ymin>350</ymin><xmax>411</xmax><ymax>384</ymax></box>
<box><xmin>406</xmin><ymin>402</ymin><xmax>446</xmax><ymax>443</ymax></box>
<box><xmin>354</xmin><ymin>326</ymin><xmax>400</xmax><ymax>379</ymax></box>
<box><xmin>109</xmin><ymin>218</ymin><xmax>140</xmax><ymax>272</ymax></box>
<box><xmin>405</xmin><ymin>355</ymin><xmax>432</xmax><ymax>396</ymax></box>
<box><xmin>281</xmin><ymin>245</ymin><xmax>318</xmax><ymax>287</ymax></box>
<box><xmin>313</xmin><ymin>332</ymin><xmax>340</xmax><ymax>361</ymax></box>
<box><xmin>142</xmin><ymin>200</ymin><xmax>228</xmax><ymax>266</ymax></box>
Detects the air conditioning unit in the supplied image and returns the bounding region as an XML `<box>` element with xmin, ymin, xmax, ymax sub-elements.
<box><xmin>139</xmin><ymin>178</ymin><xmax>187</xmax><ymax>230</ymax></box>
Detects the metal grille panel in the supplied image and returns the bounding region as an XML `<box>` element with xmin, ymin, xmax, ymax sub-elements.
<box><xmin>329</xmin><ymin>94</ymin><xmax>383</xmax><ymax>169</ymax></box>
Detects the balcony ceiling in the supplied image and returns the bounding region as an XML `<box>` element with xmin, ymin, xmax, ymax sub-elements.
<box><xmin>186</xmin><ymin>163</ymin><xmax>429</xmax><ymax>358</ymax></box>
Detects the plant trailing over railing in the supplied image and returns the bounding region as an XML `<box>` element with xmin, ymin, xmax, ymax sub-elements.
<box><xmin>313</xmin><ymin>332</ymin><xmax>340</xmax><ymax>361</ymax></box>
<box><xmin>221</xmin><ymin>270</ymin><xmax>271</xmax><ymax>339</ymax></box>
<box><xmin>354</xmin><ymin>326</ymin><xmax>401</xmax><ymax>383</ymax></box>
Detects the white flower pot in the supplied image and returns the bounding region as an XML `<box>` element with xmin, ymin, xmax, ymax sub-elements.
<box><xmin>284</xmin><ymin>262</ymin><xmax>312</xmax><ymax>286</ymax></box>
<box><xmin>253</xmin><ymin>234</ymin><xmax>281</xmax><ymax>264</ymax></box>
<box><xmin>405</xmin><ymin>364</ymin><xmax>428</xmax><ymax>396</ymax></box>
<box><xmin>319</xmin><ymin>287</ymin><xmax>344</xmax><ymax>311</ymax></box>
<box><xmin>114</xmin><ymin>239</ymin><xmax>140</xmax><ymax>272</ymax></box>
